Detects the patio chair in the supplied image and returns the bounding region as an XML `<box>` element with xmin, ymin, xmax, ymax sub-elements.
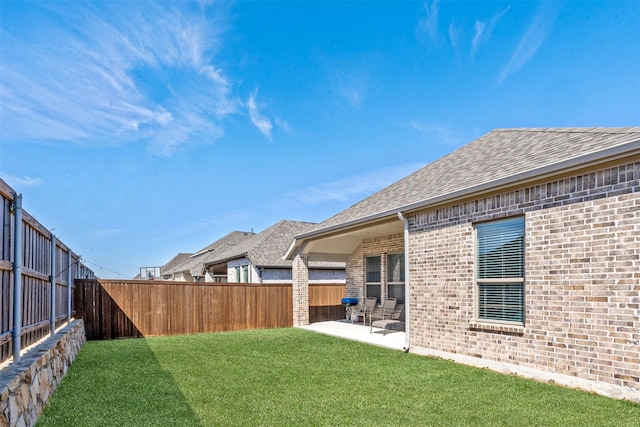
<box><xmin>370</xmin><ymin>304</ymin><xmax>405</xmax><ymax>333</ymax></box>
<box><xmin>357</xmin><ymin>297</ymin><xmax>378</xmax><ymax>325</ymax></box>
<box><xmin>369</xmin><ymin>298</ymin><xmax>397</xmax><ymax>333</ymax></box>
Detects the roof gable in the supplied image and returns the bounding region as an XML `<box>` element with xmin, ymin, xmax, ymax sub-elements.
<box><xmin>313</xmin><ymin>127</ymin><xmax>640</xmax><ymax>231</ymax></box>
<box><xmin>163</xmin><ymin>231</ymin><xmax>255</xmax><ymax>276</ymax></box>
<box><xmin>208</xmin><ymin>220</ymin><xmax>318</xmax><ymax>268</ymax></box>
<box><xmin>161</xmin><ymin>253</ymin><xmax>192</xmax><ymax>274</ymax></box>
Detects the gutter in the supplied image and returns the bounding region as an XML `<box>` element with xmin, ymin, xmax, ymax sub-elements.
<box><xmin>284</xmin><ymin>238</ymin><xmax>298</xmax><ymax>261</ymax></box>
<box><xmin>397</xmin><ymin>212</ymin><xmax>411</xmax><ymax>352</ymax></box>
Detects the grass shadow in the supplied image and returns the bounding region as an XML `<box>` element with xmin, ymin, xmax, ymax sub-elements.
<box><xmin>36</xmin><ymin>337</ymin><xmax>201</xmax><ymax>427</ymax></box>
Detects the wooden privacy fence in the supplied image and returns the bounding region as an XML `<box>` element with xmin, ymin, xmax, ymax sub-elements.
<box><xmin>0</xmin><ymin>178</ymin><xmax>95</xmax><ymax>365</ymax></box>
<box><xmin>309</xmin><ymin>283</ymin><xmax>346</xmax><ymax>322</ymax></box>
<box><xmin>75</xmin><ymin>279</ymin><xmax>347</xmax><ymax>339</ymax></box>
<box><xmin>76</xmin><ymin>280</ymin><xmax>292</xmax><ymax>339</ymax></box>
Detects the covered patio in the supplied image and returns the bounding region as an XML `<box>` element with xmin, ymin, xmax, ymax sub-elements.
<box><xmin>287</xmin><ymin>214</ymin><xmax>410</xmax><ymax>349</ymax></box>
<box><xmin>298</xmin><ymin>320</ymin><xmax>407</xmax><ymax>351</ymax></box>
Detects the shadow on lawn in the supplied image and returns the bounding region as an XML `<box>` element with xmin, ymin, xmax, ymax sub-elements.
<box><xmin>37</xmin><ymin>337</ymin><xmax>201</xmax><ymax>427</ymax></box>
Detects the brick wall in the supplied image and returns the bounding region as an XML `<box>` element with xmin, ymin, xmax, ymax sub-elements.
<box><xmin>292</xmin><ymin>252</ymin><xmax>309</xmax><ymax>326</ymax></box>
<box><xmin>406</xmin><ymin>158</ymin><xmax>639</xmax><ymax>392</ymax></box>
<box><xmin>347</xmin><ymin>233</ymin><xmax>404</xmax><ymax>308</ymax></box>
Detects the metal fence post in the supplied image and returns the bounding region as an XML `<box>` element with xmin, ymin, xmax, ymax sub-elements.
<box><xmin>50</xmin><ymin>233</ymin><xmax>56</xmax><ymax>336</ymax></box>
<box><xmin>12</xmin><ymin>192</ymin><xmax>23</xmax><ymax>363</ymax></box>
<box><xmin>67</xmin><ymin>252</ymin><xmax>73</xmax><ymax>323</ymax></box>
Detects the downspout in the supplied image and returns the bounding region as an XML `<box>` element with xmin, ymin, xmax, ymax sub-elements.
<box><xmin>397</xmin><ymin>212</ymin><xmax>410</xmax><ymax>352</ymax></box>
<box><xmin>12</xmin><ymin>193</ymin><xmax>23</xmax><ymax>363</ymax></box>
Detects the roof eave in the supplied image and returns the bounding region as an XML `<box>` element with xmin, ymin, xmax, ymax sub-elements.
<box><xmin>287</xmin><ymin>139</ymin><xmax>640</xmax><ymax>256</ymax></box>
<box><xmin>202</xmin><ymin>252</ymin><xmax>250</xmax><ymax>268</ymax></box>
<box><xmin>401</xmin><ymin>138</ymin><xmax>640</xmax><ymax>215</ymax></box>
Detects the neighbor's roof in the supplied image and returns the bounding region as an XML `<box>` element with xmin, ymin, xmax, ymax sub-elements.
<box><xmin>204</xmin><ymin>220</ymin><xmax>344</xmax><ymax>269</ymax></box>
<box><xmin>163</xmin><ymin>231</ymin><xmax>255</xmax><ymax>276</ymax></box>
<box><xmin>160</xmin><ymin>253</ymin><xmax>192</xmax><ymax>275</ymax></box>
<box><xmin>302</xmin><ymin>127</ymin><xmax>640</xmax><ymax>237</ymax></box>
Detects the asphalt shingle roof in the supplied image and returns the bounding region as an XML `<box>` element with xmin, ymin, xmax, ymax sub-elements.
<box><xmin>312</xmin><ymin>127</ymin><xmax>640</xmax><ymax>231</ymax></box>
<box><xmin>160</xmin><ymin>253</ymin><xmax>192</xmax><ymax>275</ymax></box>
<box><xmin>205</xmin><ymin>220</ymin><xmax>344</xmax><ymax>269</ymax></box>
<box><xmin>163</xmin><ymin>231</ymin><xmax>255</xmax><ymax>276</ymax></box>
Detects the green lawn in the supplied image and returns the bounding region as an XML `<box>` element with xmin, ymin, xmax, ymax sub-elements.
<box><xmin>37</xmin><ymin>328</ymin><xmax>639</xmax><ymax>426</ymax></box>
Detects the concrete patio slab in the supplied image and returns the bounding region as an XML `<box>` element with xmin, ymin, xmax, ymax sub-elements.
<box><xmin>298</xmin><ymin>320</ymin><xmax>407</xmax><ymax>351</ymax></box>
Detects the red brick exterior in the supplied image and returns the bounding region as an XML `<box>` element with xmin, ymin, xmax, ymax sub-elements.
<box><xmin>348</xmin><ymin>158</ymin><xmax>639</xmax><ymax>393</ymax></box>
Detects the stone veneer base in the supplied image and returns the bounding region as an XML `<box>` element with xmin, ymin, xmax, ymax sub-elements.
<box><xmin>0</xmin><ymin>319</ymin><xmax>85</xmax><ymax>427</ymax></box>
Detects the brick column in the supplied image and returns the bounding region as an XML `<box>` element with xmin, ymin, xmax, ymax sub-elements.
<box><xmin>292</xmin><ymin>251</ymin><xmax>310</xmax><ymax>326</ymax></box>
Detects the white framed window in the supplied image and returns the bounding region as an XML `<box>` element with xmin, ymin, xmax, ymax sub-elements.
<box><xmin>365</xmin><ymin>256</ymin><xmax>381</xmax><ymax>303</ymax></box>
<box><xmin>386</xmin><ymin>253</ymin><xmax>405</xmax><ymax>304</ymax></box>
<box><xmin>235</xmin><ymin>266</ymin><xmax>241</xmax><ymax>283</ymax></box>
<box><xmin>242</xmin><ymin>265</ymin><xmax>249</xmax><ymax>283</ymax></box>
<box><xmin>476</xmin><ymin>217</ymin><xmax>525</xmax><ymax>324</ymax></box>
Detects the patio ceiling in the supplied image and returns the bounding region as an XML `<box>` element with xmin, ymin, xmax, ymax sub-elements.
<box><xmin>298</xmin><ymin>216</ymin><xmax>404</xmax><ymax>262</ymax></box>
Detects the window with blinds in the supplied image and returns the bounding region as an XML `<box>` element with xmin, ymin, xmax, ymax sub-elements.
<box><xmin>386</xmin><ymin>253</ymin><xmax>405</xmax><ymax>304</ymax></box>
<box><xmin>365</xmin><ymin>256</ymin><xmax>381</xmax><ymax>303</ymax></box>
<box><xmin>476</xmin><ymin>217</ymin><xmax>525</xmax><ymax>323</ymax></box>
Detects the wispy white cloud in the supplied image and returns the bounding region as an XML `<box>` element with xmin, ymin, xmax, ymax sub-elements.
<box><xmin>448</xmin><ymin>21</ymin><xmax>462</xmax><ymax>49</ymax></box>
<box><xmin>472</xmin><ymin>6</ymin><xmax>510</xmax><ymax>56</ymax></box>
<box><xmin>333</xmin><ymin>68</ymin><xmax>367</xmax><ymax>108</ymax></box>
<box><xmin>416</xmin><ymin>0</ymin><xmax>441</xmax><ymax>44</ymax></box>
<box><xmin>499</xmin><ymin>3</ymin><xmax>558</xmax><ymax>83</ymax></box>
<box><xmin>274</xmin><ymin>117</ymin><xmax>291</xmax><ymax>133</ymax></box>
<box><xmin>282</xmin><ymin>164</ymin><xmax>424</xmax><ymax>208</ymax></box>
<box><xmin>247</xmin><ymin>91</ymin><xmax>273</xmax><ymax>140</ymax></box>
<box><xmin>472</xmin><ymin>21</ymin><xmax>487</xmax><ymax>54</ymax></box>
<box><xmin>0</xmin><ymin>2</ymin><xmax>235</xmax><ymax>155</ymax></box>
<box><xmin>0</xmin><ymin>174</ymin><xmax>42</xmax><ymax>188</ymax></box>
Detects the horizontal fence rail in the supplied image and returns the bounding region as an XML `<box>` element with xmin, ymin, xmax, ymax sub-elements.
<box><xmin>75</xmin><ymin>280</ymin><xmax>347</xmax><ymax>340</ymax></box>
<box><xmin>0</xmin><ymin>178</ymin><xmax>94</xmax><ymax>365</ymax></box>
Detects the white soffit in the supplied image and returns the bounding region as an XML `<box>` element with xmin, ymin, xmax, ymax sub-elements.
<box><xmin>301</xmin><ymin>218</ymin><xmax>404</xmax><ymax>258</ymax></box>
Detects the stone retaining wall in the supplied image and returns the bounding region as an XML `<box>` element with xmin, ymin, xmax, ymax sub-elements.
<box><xmin>0</xmin><ymin>319</ymin><xmax>85</xmax><ymax>427</ymax></box>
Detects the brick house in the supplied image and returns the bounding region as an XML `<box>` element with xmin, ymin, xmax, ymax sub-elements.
<box><xmin>286</xmin><ymin>128</ymin><xmax>639</xmax><ymax>400</ymax></box>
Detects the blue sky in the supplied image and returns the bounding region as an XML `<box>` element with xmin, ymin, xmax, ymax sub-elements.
<box><xmin>1</xmin><ymin>1</ymin><xmax>638</xmax><ymax>278</ymax></box>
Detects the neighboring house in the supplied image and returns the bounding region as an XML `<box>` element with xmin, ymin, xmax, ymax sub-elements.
<box><xmin>162</xmin><ymin>231</ymin><xmax>255</xmax><ymax>282</ymax></box>
<box><xmin>204</xmin><ymin>220</ymin><xmax>345</xmax><ymax>284</ymax></box>
<box><xmin>286</xmin><ymin>127</ymin><xmax>640</xmax><ymax>399</ymax></box>
<box><xmin>159</xmin><ymin>253</ymin><xmax>192</xmax><ymax>280</ymax></box>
